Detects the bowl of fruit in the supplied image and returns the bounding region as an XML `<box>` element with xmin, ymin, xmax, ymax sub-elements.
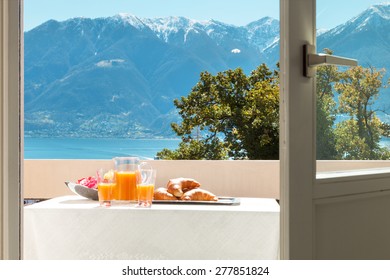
<box><xmin>65</xmin><ymin>176</ymin><xmax>98</xmax><ymax>201</ymax></box>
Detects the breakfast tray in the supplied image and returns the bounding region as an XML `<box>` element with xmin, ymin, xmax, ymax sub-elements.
<box><xmin>153</xmin><ymin>197</ymin><xmax>240</xmax><ymax>205</ymax></box>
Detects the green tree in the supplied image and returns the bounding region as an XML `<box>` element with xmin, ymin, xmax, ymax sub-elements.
<box><xmin>334</xmin><ymin>66</ymin><xmax>390</xmax><ymax>159</ymax></box>
<box><xmin>316</xmin><ymin>49</ymin><xmax>339</xmax><ymax>159</ymax></box>
<box><xmin>157</xmin><ymin>64</ymin><xmax>279</xmax><ymax>160</ymax></box>
<box><xmin>156</xmin><ymin>138</ymin><xmax>228</xmax><ymax>160</ymax></box>
<box><xmin>158</xmin><ymin>53</ymin><xmax>390</xmax><ymax>160</ymax></box>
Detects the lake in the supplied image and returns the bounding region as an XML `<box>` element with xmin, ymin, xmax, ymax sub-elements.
<box><xmin>24</xmin><ymin>138</ymin><xmax>181</xmax><ymax>159</ymax></box>
<box><xmin>24</xmin><ymin>136</ymin><xmax>390</xmax><ymax>160</ymax></box>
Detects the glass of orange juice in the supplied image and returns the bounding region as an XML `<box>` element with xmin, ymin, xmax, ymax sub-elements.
<box><xmin>97</xmin><ymin>169</ymin><xmax>116</xmax><ymax>207</ymax></box>
<box><xmin>137</xmin><ymin>168</ymin><xmax>156</xmax><ymax>208</ymax></box>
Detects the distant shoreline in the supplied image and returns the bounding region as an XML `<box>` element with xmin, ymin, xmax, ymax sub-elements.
<box><xmin>24</xmin><ymin>138</ymin><xmax>181</xmax><ymax>160</ymax></box>
<box><xmin>24</xmin><ymin>136</ymin><xmax>181</xmax><ymax>140</ymax></box>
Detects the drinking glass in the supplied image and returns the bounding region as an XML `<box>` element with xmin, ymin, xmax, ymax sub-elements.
<box><xmin>137</xmin><ymin>169</ymin><xmax>156</xmax><ymax>208</ymax></box>
<box><xmin>97</xmin><ymin>169</ymin><xmax>116</xmax><ymax>207</ymax></box>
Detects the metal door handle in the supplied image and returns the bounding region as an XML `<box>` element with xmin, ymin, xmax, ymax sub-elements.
<box><xmin>303</xmin><ymin>44</ymin><xmax>358</xmax><ymax>78</ymax></box>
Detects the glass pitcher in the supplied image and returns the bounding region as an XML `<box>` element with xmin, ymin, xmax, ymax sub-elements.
<box><xmin>113</xmin><ymin>157</ymin><xmax>150</xmax><ymax>203</ymax></box>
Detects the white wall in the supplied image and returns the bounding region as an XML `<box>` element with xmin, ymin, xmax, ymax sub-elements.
<box><xmin>315</xmin><ymin>190</ymin><xmax>390</xmax><ymax>259</ymax></box>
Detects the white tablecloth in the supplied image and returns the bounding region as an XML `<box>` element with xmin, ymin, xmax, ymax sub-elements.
<box><xmin>24</xmin><ymin>196</ymin><xmax>279</xmax><ymax>260</ymax></box>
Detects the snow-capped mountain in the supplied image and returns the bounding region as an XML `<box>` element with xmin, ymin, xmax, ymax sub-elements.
<box><xmin>327</xmin><ymin>3</ymin><xmax>390</xmax><ymax>36</ymax></box>
<box><xmin>24</xmin><ymin>4</ymin><xmax>390</xmax><ymax>138</ymax></box>
<box><xmin>246</xmin><ymin>17</ymin><xmax>279</xmax><ymax>52</ymax></box>
<box><xmin>317</xmin><ymin>3</ymin><xmax>390</xmax><ymax>69</ymax></box>
<box><xmin>114</xmin><ymin>13</ymin><xmax>279</xmax><ymax>52</ymax></box>
<box><xmin>24</xmin><ymin>14</ymin><xmax>280</xmax><ymax>137</ymax></box>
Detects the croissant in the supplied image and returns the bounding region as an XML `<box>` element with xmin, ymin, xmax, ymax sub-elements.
<box><xmin>167</xmin><ymin>178</ymin><xmax>201</xmax><ymax>198</ymax></box>
<box><xmin>153</xmin><ymin>187</ymin><xmax>178</xmax><ymax>201</ymax></box>
<box><xmin>180</xmin><ymin>188</ymin><xmax>218</xmax><ymax>201</ymax></box>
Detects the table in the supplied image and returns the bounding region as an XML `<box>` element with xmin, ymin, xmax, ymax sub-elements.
<box><xmin>24</xmin><ymin>196</ymin><xmax>280</xmax><ymax>260</ymax></box>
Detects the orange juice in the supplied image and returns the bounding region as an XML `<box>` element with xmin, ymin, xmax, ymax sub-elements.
<box><xmin>98</xmin><ymin>182</ymin><xmax>116</xmax><ymax>205</ymax></box>
<box><xmin>116</xmin><ymin>171</ymin><xmax>137</xmax><ymax>201</ymax></box>
<box><xmin>137</xmin><ymin>184</ymin><xmax>154</xmax><ymax>201</ymax></box>
<box><xmin>137</xmin><ymin>184</ymin><xmax>154</xmax><ymax>207</ymax></box>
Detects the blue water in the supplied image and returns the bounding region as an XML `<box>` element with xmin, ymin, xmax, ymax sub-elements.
<box><xmin>24</xmin><ymin>138</ymin><xmax>181</xmax><ymax>159</ymax></box>
<box><xmin>380</xmin><ymin>137</ymin><xmax>390</xmax><ymax>149</ymax></box>
<box><xmin>24</xmin><ymin>137</ymin><xmax>390</xmax><ymax>160</ymax></box>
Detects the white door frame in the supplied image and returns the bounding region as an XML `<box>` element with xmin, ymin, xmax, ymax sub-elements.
<box><xmin>0</xmin><ymin>0</ymin><xmax>23</xmax><ymax>260</ymax></box>
<box><xmin>280</xmin><ymin>0</ymin><xmax>316</xmax><ymax>259</ymax></box>
<box><xmin>280</xmin><ymin>0</ymin><xmax>390</xmax><ymax>259</ymax></box>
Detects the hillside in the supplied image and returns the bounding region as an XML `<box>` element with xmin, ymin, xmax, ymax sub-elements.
<box><xmin>24</xmin><ymin>4</ymin><xmax>390</xmax><ymax>137</ymax></box>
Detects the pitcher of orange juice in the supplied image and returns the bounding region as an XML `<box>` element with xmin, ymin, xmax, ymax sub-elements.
<box><xmin>113</xmin><ymin>157</ymin><xmax>150</xmax><ymax>203</ymax></box>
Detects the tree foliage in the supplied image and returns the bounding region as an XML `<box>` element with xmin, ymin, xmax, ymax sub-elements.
<box><xmin>334</xmin><ymin>66</ymin><xmax>390</xmax><ymax>159</ymax></box>
<box><xmin>316</xmin><ymin>49</ymin><xmax>339</xmax><ymax>160</ymax></box>
<box><xmin>157</xmin><ymin>64</ymin><xmax>279</xmax><ymax>160</ymax></box>
<box><xmin>315</xmin><ymin>48</ymin><xmax>390</xmax><ymax>160</ymax></box>
<box><xmin>158</xmin><ymin>50</ymin><xmax>390</xmax><ymax>160</ymax></box>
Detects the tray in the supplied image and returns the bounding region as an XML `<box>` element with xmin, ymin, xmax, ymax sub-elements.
<box><xmin>153</xmin><ymin>197</ymin><xmax>240</xmax><ymax>205</ymax></box>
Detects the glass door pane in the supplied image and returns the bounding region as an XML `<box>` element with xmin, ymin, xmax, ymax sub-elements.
<box><xmin>316</xmin><ymin>0</ymin><xmax>390</xmax><ymax>173</ymax></box>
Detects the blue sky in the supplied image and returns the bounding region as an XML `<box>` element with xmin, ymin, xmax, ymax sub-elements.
<box><xmin>24</xmin><ymin>0</ymin><xmax>388</xmax><ymax>31</ymax></box>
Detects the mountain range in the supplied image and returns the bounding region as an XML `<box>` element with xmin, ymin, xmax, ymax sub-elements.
<box><xmin>24</xmin><ymin>4</ymin><xmax>390</xmax><ymax>138</ymax></box>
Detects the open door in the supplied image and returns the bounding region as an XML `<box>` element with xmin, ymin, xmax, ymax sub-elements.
<box><xmin>280</xmin><ymin>0</ymin><xmax>390</xmax><ymax>259</ymax></box>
